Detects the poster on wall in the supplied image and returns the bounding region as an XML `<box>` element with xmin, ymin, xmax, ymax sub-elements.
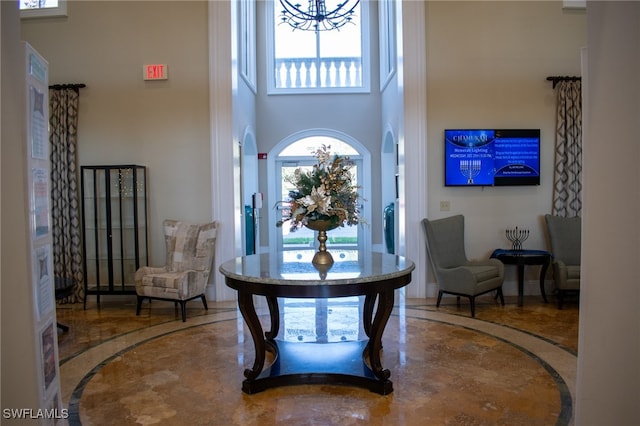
<box><xmin>34</xmin><ymin>244</ymin><xmax>54</xmax><ymax>320</ymax></box>
<box><xmin>32</xmin><ymin>167</ymin><xmax>50</xmax><ymax>239</ymax></box>
<box><xmin>29</xmin><ymin>85</ymin><xmax>48</xmax><ymax>160</ymax></box>
<box><xmin>40</xmin><ymin>322</ymin><xmax>57</xmax><ymax>391</ymax></box>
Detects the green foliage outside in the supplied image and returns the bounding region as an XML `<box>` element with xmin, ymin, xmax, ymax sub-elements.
<box><xmin>283</xmin><ymin>236</ymin><xmax>357</xmax><ymax>245</ymax></box>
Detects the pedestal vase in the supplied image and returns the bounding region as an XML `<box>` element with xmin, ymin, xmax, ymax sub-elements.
<box><xmin>305</xmin><ymin>219</ymin><xmax>340</xmax><ymax>266</ymax></box>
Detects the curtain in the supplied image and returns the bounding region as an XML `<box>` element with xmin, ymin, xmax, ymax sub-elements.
<box><xmin>50</xmin><ymin>87</ymin><xmax>84</xmax><ymax>303</ymax></box>
<box><xmin>552</xmin><ymin>80</ymin><xmax>582</xmax><ymax>217</ymax></box>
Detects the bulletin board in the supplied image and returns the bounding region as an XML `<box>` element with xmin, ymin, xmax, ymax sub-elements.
<box><xmin>24</xmin><ymin>41</ymin><xmax>64</xmax><ymax>423</ymax></box>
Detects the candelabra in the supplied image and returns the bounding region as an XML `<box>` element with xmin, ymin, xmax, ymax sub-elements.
<box><xmin>460</xmin><ymin>159</ymin><xmax>481</xmax><ymax>184</ymax></box>
<box><xmin>506</xmin><ymin>227</ymin><xmax>529</xmax><ymax>251</ymax></box>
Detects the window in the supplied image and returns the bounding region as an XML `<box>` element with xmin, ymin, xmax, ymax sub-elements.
<box><xmin>279</xmin><ymin>137</ymin><xmax>359</xmax><ymax>157</ymax></box>
<box><xmin>240</xmin><ymin>0</ymin><xmax>257</xmax><ymax>92</ymax></box>
<box><xmin>267</xmin><ymin>0</ymin><xmax>370</xmax><ymax>94</ymax></box>
<box><xmin>20</xmin><ymin>0</ymin><xmax>67</xmax><ymax>19</ymax></box>
<box><xmin>378</xmin><ymin>0</ymin><xmax>396</xmax><ymax>90</ymax></box>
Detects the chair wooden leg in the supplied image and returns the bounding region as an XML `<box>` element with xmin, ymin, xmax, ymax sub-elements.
<box><xmin>200</xmin><ymin>295</ymin><xmax>208</xmax><ymax>310</ymax></box>
<box><xmin>436</xmin><ymin>290</ymin><xmax>444</xmax><ymax>307</ymax></box>
<box><xmin>180</xmin><ymin>302</ymin><xmax>187</xmax><ymax>322</ymax></box>
<box><xmin>497</xmin><ymin>287</ymin><xmax>505</xmax><ymax>306</ymax></box>
<box><xmin>469</xmin><ymin>297</ymin><xmax>476</xmax><ymax>318</ymax></box>
<box><xmin>136</xmin><ymin>296</ymin><xmax>144</xmax><ymax>316</ymax></box>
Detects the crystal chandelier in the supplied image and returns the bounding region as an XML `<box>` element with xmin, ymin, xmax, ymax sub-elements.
<box><xmin>278</xmin><ymin>0</ymin><xmax>360</xmax><ymax>32</ymax></box>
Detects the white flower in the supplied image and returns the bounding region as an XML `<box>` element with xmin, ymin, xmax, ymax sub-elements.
<box><xmin>275</xmin><ymin>145</ymin><xmax>362</xmax><ymax>230</ymax></box>
<box><xmin>300</xmin><ymin>185</ymin><xmax>331</xmax><ymax>215</ymax></box>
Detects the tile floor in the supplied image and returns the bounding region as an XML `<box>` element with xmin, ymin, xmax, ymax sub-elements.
<box><xmin>55</xmin><ymin>292</ymin><xmax>578</xmax><ymax>426</ymax></box>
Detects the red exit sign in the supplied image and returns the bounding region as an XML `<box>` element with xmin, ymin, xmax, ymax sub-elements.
<box><xmin>143</xmin><ymin>64</ymin><xmax>168</xmax><ymax>80</ymax></box>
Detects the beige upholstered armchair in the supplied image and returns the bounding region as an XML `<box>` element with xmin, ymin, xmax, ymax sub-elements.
<box><xmin>135</xmin><ymin>220</ymin><xmax>218</xmax><ymax>322</ymax></box>
<box><xmin>544</xmin><ymin>214</ymin><xmax>581</xmax><ymax>309</ymax></box>
<box><xmin>422</xmin><ymin>215</ymin><xmax>505</xmax><ymax>317</ymax></box>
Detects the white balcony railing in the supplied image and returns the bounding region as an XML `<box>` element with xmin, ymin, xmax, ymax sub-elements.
<box><xmin>275</xmin><ymin>57</ymin><xmax>363</xmax><ymax>89</ymax></box>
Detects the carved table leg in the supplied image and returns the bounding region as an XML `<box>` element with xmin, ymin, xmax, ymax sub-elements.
<box><xmin>363</xmin><ymin>293</ymin><xmax>376</xmax><ymax>338</ymax></box>
<box><xmin>265</xmin><ymin>296</ymin><xmax>279</xmax><ymax>340</ymax></box>
<box><xmin>364</xmin><ymin>289</ymin><xmax>393</xmax><ymax>381</ymax></box>
<box><xmin>237</xmin><ymin>290</ymin><xmax>266</xmax><ymax>380</ymax></box>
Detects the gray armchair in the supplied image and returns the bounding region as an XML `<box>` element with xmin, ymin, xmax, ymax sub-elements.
<box><xmin>544</xmin><ymin>214</ymin><xmax>581</xmax><ymax>309</ymax></box>
<box><xmin>422</xmin><ymin>215</ymin><xmax>505</xmax><ymax>317</ymax></box>
<box><xmin>135</xmin><ymin>220</ymin><xmax>218</xmax><ymax>321</ymax></box>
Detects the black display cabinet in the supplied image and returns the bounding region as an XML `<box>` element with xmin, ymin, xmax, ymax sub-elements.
<box><xmin>81</xmin><ymin>165</ymin><xmax>148</xmax><ymax>308</ymax></box>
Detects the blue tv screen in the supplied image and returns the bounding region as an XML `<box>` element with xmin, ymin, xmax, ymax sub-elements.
<box><xmin>444</xmin><ymin>129</ymin><xmax>541</xmax><ymax>186</ymax></box>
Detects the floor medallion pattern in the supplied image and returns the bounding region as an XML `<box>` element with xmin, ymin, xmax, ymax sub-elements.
<box><xmin>56</xmin><ymin>296</ymin><xmax>578</xmax><ymax>425</ymax></box>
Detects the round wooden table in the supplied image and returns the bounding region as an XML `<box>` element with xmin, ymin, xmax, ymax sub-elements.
<box><xmin>491</xmin><ymin>249</ymin><xmax>552</xmax><ymax>306</ymax></box>
<box><xmin>219</xmin><ymin>249</ymin><xmax>415</xmax><ymax>395</ymax></box>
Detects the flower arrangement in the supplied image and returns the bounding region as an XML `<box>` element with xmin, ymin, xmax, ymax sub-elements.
<box><xmin>276</xmin><ymin>145</ymin><xmax>361</xmax><ymax>232</ymax></box>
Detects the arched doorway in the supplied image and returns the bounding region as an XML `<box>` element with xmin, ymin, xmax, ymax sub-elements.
<box><xmin>381</xmin><ymin>126</ymin><xmax>398</xmax><ymax>254</ymax></box>
<box><xmin>241</xmin><ymin>127</ymin><xmax>259</xmax><ymax>255</ymax></box>
<box><xmin>267</xmin><ymin>129</ymin><xmax>371</xmax><ymax>255</ymax></box>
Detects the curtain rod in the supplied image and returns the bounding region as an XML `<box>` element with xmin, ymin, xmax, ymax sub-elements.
<box><xmin>546</xmin><ymin>76</ymin><xmax>581</xmax><ymax>89</ymax></box>
<box><xmin>49</xmin><ymin>83</ymin><xmax>86</xmax><ymax>91</ymax></box>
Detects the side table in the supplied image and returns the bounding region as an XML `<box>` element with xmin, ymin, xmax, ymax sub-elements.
<box><xmin>491</xmin><ymin>249</ymin><xmax>552</xmax><ymax>307</ymax></box>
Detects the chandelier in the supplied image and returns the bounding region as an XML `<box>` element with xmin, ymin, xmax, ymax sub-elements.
<box><xmin>278</xmin><ymin>0</ymin><xmax>360</xmax><ymax>32</ymax></box>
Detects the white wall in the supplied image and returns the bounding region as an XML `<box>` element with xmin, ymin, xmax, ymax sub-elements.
<box><xmin>576</xmin><ymin>1</ymin><xmax>640</xmax><ymax>423</ymax></box>
<box><xmin>425</xmin><ymin>1</ymin><xmax>586</xmax><ymax>295</ymax></box>
<box><xmin>21</xmin><ymin>1</ymin><xmax>212</xmax><ymax>270</ymax></box>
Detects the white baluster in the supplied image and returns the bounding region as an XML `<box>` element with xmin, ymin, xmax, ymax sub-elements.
<box><xmin>287</xmin><ymin>62</ymin><xmax>295</xmax><ymax>88</ymax></box>
<box><xmin>340</xmin><ymin>60</ymin><xmax>348</xmax><ymax>87</ymax></box>
<box><xmin>320</xmin><ymin>60</ymin><xmax>329</xmax><ymax>88</ymax></box>
<box><xmin>350</xmin><ymin>60</ymin><xmax>359</xmax><ymax>86</ymax></box>
<box><xmin>293</xmin><ymin>62</ymin><xmax>302</xmax><ymax>87</ymax></box>
<box><xmin>328</xmin><ymin>60</ymin><xmax>337</xmax><ymax>87</ymax></box>
<box><xmin>278</xmin><ymin>62</ymin><xmax>286</xmax><ymax>88</ymax></box>
<box><xmin>309</xmin><ymin>61</ymin><xmax>317</xmax><ymax>88</ymax></box>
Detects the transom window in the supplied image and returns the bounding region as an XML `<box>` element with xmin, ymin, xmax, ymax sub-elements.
<box><xmin>267</xmin><ymin>0</ymin><xmax>370</xmax><ymax>94</ymax></box>
<box><xmin>279</xmin><ymin>136</ymin><xmax>359</xmax><ymax>156</ymax></box>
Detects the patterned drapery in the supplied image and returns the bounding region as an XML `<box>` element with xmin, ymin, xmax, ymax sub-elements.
<box><xmin>50</xmin><ymin>87</ymin><xmax>84</xmax><ymax>302</ymax></box>
<box><xmin>552</xmin><ymin>80</ymin><xmax>582</xmax><ymax>217</ymax></box>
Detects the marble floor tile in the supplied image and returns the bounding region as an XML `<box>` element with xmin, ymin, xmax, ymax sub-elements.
<box><xmin>55</xmin><ymin>294</ymin><xmax>578</xmax><ymax>425</ymax></box>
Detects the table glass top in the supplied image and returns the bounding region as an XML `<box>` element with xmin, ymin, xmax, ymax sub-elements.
<box><xmin>219</xmin><ymin>250</ymin><xmax>415</xmax><ymax>285</ymax></box>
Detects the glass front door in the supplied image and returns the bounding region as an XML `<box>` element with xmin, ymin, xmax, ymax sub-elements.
<box><xmin>276</xmin><ymin>158</ymin><xmax>361</xmax><ymax>254</ymax></box>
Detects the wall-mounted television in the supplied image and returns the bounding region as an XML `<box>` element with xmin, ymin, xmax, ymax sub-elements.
<box><xmin>444</xmin><ymin>129</ymin><xmax>541</xmax><ymax>186</ymax></box>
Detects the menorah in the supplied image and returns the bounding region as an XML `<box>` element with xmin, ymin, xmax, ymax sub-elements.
<box><xmin>506</xmin><ymin>226</ymin><xmax>529</xmax><ymax>251</ymax></box>
<box><xmin>460</xmin><ymin>159</ymin><xmax>481</xmax><ymax>184</ymax></box>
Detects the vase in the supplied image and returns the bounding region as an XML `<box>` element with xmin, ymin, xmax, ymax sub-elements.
<box><xmin>305</xmin><ymin>219</ymin><xmax>339</xmax><ymax>266</ymax></box>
